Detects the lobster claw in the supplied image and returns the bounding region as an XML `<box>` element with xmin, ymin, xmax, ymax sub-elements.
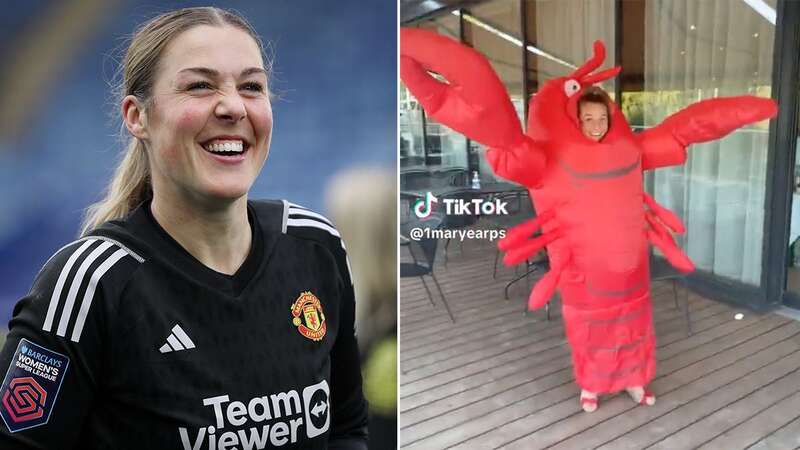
<box><xmin>662</xmin><ymin>96</ymin><xmax>778</xmax><ymax>146</ymax></box>
<box><xmin>400</xmin><ymin>27</ymin><xmax>527</xmax><ymax>150</ymax></box>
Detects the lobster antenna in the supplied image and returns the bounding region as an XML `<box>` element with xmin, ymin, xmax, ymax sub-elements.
<box><xmin>570</xmin><ymin>40</ymin><xmax>605</xmax><ymax>81</ymax></box>
<box><xmin>582</xmin><ymin>66</ymin><xmax>622</xmax><ymax>85</ymax></box>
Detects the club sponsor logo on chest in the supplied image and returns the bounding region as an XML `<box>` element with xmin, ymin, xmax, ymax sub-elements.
<box><xmin>178</xmin><ymin>379</ymin><xmax>330</xmax><ymax>449</ymax></box>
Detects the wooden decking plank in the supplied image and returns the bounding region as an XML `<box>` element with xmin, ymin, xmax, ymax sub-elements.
<box><xmin>403</xmin><ymin>318</ymin><xmax>566</xmax><ymax>373</ymax></box>
<box><xmin>402</xmin><ymin>285</ymin><xmax>688</xmax><ymax>352</ymax></box>
<box><xmin>402</xmin><ymin>367</ymin><xmax>573</xmax><ymax>430</ymax></box>
<box><xmin>401</xmin><ymin>307</ymin><xmax>558</xmax><ymax>355</ymax></box>
<box><xmin>400</xmin><ymin>297</ymin><xmax>706</xmax><ymax>400</ymax></box>
<box><xmin>455</xmin><ymin>319</ymin><xmax>799</xmax><ymax>449</ymax></box>
<box><xmin>401</xmin><ymin>269</ymin><xmax>565</xmax><ymax>324</ymax></box>
<box><xmin>402</xmin><ymin>300</ymin><xmax>539</xmax><ymax>344</ymax></box>
<box><xmin>598</xmin><ymin>353</ymin><xmax>800</xmax><ymax>449</ymax></box>
<box><xmin>400</xmin><ymin>300</ymin><xmax>732</xmax><ymax>428</ymax></box>
<box><xmin>401</xmin><ymin>371</ymin><xmax>576</xmax><ymax>447</ymax></box>
<box><xmin>401</xmin><ymin>290</ymin><xmax>696</xmax><ymax>361</ymax></box>
<box><xmin>401</xmin><ymin>265</ymin><xmax>675</xmax><ymax>327</ymax></box>
<box><xmin>401</xmin><ymin>300</ymin><xmax>732</xmax><ymax>410</ymax></box>
<box><xmin>747</xmin><ymin>415</ymin><xmax>800</xmax><ymax>449</ymax></box>
<box><xmin>404</xmin><ymin>292</ymin><xmax>706</xmax><ymax>368</ymax></box>
<box><xmin>402</xmin><ymin>293</ymin><xmax>691</xmax><ymax>380</ymax></box>
<box><xmin>402</xmin><ymin>308</ymin><xmax>794</xmax><ymax>449</ymax></box>
<box><xmin>402</xmin><ymin>328</ymin><xmax>567</xmax><ymax>383</ymax></box>
<box><xmin>401</xmin><ymin>241</ymin><xmax>800</xmax><ymax>449</ymax></box>
<box><xmin>401</xmin><ymin>317</ymin><xmax>552</xmax><ymax>365</ymax></box>
<box><xmin>401</xmin><ymin>290</ymin><xmax>535</xmax><ymax>337</ymax></box>
<box><xmin>400</xmin><ymin>300</ymin><xmax>733</xmax><ymax>423</ymax></box>
<box><xmin>401</xmin><ymin>283</ymin><xmax>673</xmax><ymax>346</ymax></box>
<box><xmin>656</xmin><ymin>312</ymin><xmax>785</xmax><ymax>360</ymax></box>
<box><xmin>401</xmin><ymin>334</ymin><xmax>568</xmax><ymax>399</ymax></box>
<box><xmin>508</xmin><ymin>322</ymin><xmax>800</xmax><ymax>450</ymax></box>
<box><xmin>697</xmin><ymin>387</ymin><xmax>800</xmax><ymax>450</ymax></box>
<box><xmin>401</xmin><ymin>290</ymin><xmax>676</xmax><ymax>358</ymax></box>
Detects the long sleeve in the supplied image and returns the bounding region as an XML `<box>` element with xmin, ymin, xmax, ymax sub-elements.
<box><xmin>0</xmin><ymin>238</ymin><xmax>139</xmax><ymax>449</ymax></box>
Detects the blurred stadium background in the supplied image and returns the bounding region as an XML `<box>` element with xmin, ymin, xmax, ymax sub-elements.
<box><xmin>0</xmin><ymin>0</ymin><xmax>397</xmax><ymax>323</ymax></box>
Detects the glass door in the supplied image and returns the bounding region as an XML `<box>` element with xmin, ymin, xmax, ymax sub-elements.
<box><xmin>785</xmin><ymin>119</ymin><xmax>800</xmax><ymax>295</ymax></box>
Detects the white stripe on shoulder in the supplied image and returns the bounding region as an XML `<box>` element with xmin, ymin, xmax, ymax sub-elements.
<box><xmin>345</xmin><ymin>254</ymin><xmax>353</xmax><ymax>286</ymax></box>
<box><xmin>41</xmin><ymin>235</ymin><xmax>144</xmax><ymax>270</ymax></box>
<box><xmin>70</xmin><ymin>248</ymin><xmax>128</xmax><ymax>342</ymax></box>
<box><xmin>56</xmin><ymin>241</ymin><xmax>114</xmax><ymax>337</ymax></box>
<box><xmin>288</xmin><ymin>208</ymin><xmax>334</xmax><ymax>227</ymax></box>
<box><xmin>90</xmin><ymin>236</ymin><xmax>144</xmax><ymax>262</ymax></box>
<box><xmin>286</xmin><ymin>218</ymin><xmax>341</xmax><ymax>239</ymax></box>
<box><xmin>281</xmin><ymin>200</ymin><xmax>290</xmax><ymax>234</ymax></box>
<box><xmin>287</xmin><ymin>201</ymin><xmax>311</xmax><ymax>211</ymax></box>
<box><xmin>41</xmin><ymin>237</ymin><xmax>139</xmax><ymax>339</ymax></box>
<box><xmin>43</xmin><ymin>239</ymin><xmax>96</xmax><ymax>332</ymax></box>
<box><xmin>284</xmin><ymin>201</ymin><xmax>352</xmax><ymax>285</ymax></box>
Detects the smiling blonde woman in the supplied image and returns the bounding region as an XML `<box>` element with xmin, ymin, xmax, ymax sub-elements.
<box><xmin>0</xmin><ymin>7</ymin><xmax>367</xmax><ymax>449</ymax></box>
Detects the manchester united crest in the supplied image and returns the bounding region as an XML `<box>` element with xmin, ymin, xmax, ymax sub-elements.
<box><xmin>291</xmin><ymin>292</ymin><xmax>326</xmax><ymax>341</ymax></box>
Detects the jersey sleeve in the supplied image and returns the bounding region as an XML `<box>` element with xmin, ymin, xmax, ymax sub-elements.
<box><xmin>0</xmin><ymin>238</ymin><xmax>140</xmax><ymax>449</ymax></box>
<box><xmin>328</xmin><ymin>241</ymin><xmax>369</xmax><ymax>450</ymax></box>
<box><xmin>282</xmin><ymin>201</ymin><xmax>369</xmax><ymax>449</ymax></box>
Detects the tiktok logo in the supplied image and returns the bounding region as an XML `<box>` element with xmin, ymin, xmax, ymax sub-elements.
<box><xmin>414</xmin><ymin>192</ymin><xmax>438</xmax><ymax>218</ymax></box>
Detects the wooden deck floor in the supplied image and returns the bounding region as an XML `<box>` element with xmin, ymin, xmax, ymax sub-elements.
<box><xmin>400</xmin><ymin>237</ymin><xmax>800</xmax><ymax>450</ymax></box>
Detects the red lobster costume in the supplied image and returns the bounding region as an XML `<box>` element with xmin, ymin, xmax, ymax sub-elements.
<box><xmin>401</xmin><ymin>28</ymin><xmax>778</xmax><ymax>393</ymax></box>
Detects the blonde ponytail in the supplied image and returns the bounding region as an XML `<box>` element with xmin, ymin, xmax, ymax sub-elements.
<box><xmin>79</xmin><ymin>139</ymin><xmax>150</xmax><ymax>236</ymax></box>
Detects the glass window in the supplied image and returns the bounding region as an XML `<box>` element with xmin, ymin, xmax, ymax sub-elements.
<box><xmin>639</xmin><ymin>0</ymin><xmax>776</xmax><ymax>285</ymax></box>
<box><xmin>401</xmin><ymin>13</ymin><xmax>469</xmax><ymax>193</ymax></box>
<box><xmin>524</xmin><ymin>0</ymin><xmax>616</xmax><ymax>102</ymax></box>
<box><xmin>399</xmin><ymin>82</ymin><xmax>425</xmax><ymax>172</ymax></box>
<box><xmin>462</xmin><ymin>0</ymin><xmax>524</xmax><ymax>187</ymax></box>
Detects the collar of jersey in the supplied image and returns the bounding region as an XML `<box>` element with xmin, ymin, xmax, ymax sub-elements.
<box><xmin>133</xmin><ymin>200</ymin><xmax>265</xmax><ymax>297</ymax></box>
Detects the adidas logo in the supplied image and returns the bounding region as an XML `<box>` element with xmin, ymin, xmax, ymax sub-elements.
<box><xmin>159</xmin><ymin>324</ymin><xmax>196</xmax><ymax>353</ymax></box>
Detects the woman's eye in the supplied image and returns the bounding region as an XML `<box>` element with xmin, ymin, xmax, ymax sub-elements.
<box><xmin>241</xmin><ymin>82</ymin><xmax>264</xmax><ymax>92</ymax></box>
<box><xmin>187</xmin><ymin>81</ymin><xmax>212</xmax><ymax>91</ymax></box>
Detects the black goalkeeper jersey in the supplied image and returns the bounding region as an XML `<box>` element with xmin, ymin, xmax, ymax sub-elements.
<box><xmin>0</xmin><ymin>200</ymin><xmax>368</xmax><ymax>449</ymax></box>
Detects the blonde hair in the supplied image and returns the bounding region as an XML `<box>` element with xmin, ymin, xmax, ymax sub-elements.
<box><xmin>80</xmin><ymin>7</ymin><xmax>270</xmax><ymax>236</ymax></box>
<box><xmin>326</xmin><ymin>168</ymin><xmax>397</xmax><ymax>351</ymax></box>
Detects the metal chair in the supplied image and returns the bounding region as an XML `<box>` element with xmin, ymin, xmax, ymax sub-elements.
<box><xmin>487</xmin><ymin>190</ymin><xmax>528</xmax><ymax>279</ymax></box>
<box><xmin>400</xmin><ymin>214</ymin><xmax>455</xmax><ymax>323</ymax></box>
<box><xmin>650</xmin><ymin>254</ymin><xmax>692</xmax><ymax>336</ymax></box>
<box><xmin>480</xmin><ymin>190</ymin><xmax>552</xmax><ymax>318</ymax></box>
<box><xmin>400</xmin><ymin>191</ymin><xmax>423</xmax><ymax>229</ymax></box>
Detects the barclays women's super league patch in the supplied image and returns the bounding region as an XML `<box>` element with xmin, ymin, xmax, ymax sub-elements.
<box><xmin>0</xmin><ymin>339</ymin><xmax>69</xmax><ymax>432</ymax></box>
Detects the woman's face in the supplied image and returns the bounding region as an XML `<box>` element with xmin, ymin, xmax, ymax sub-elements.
<box><xmin>579</xmin><ymin>101</ymin><xmax>609</xmax><ymax>142</ymax></box>
<box><xmin>141</xmin><ymin>25</ymin><xmax>272</xmax><ymax>204</ymax></box>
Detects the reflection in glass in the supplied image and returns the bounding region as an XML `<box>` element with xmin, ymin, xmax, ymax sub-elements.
<box><xmin>786</xmin><ymin>136</ymin><xmax>800</xmax><ymax>292</ymax></box>
<box><xmin>525</xmin><ymin>0</ymin><xmax>616</xmax><ymax>98</ymax></box>
<box><xmin>462</xmin><ymin>0</ymin><xmax>524</xmax><ymax>186</ymax></box>
<box><xmin>399</xmin><ymin>82</ymin><xmax>425</xmax><ymax>171</ymax></box>
<box><xmin>400</xmin><ymin>14</ymin><xmax>469</xmax><ymax>194</ymax></box>
<box><xmin>639</xmin><ymin>0</ymin><xmax>776</xmax><ymax>285</ymax></box>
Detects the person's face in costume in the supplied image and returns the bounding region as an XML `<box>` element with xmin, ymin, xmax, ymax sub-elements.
<box><xmin>579</xmin><ymin>101</ymin><xmax>609</xmax><ymax>142</ymax></box>
<box><xmin>132</xmin><ymin>25</ymin><xmax>273</xmax><ymax>204</ymax></box>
